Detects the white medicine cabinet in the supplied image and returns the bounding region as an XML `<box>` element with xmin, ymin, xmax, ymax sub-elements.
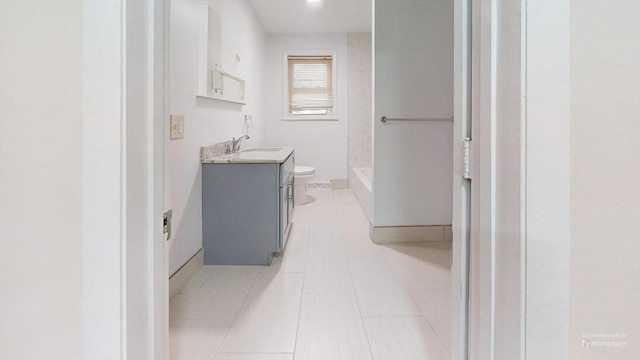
<box><xmin>197</xmin><ymin>6</ymin><xmax>246</xmax><ymax>105</ymax></box>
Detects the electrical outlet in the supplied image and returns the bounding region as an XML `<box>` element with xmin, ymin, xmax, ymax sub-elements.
<box><xmin>170</xmin><ymin>115</ymin><xmax>184</xmax><ymax>140</ymax></box>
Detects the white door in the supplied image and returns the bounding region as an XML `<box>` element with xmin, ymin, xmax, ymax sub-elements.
<box><xmin>127</xmin><ymin>0</ymin><xmax>171</xmax><ymax>357</ymax></box>
<box><xmin>451</xmin><ymin>0</ymin><xmax>472</xmax><ymax>358</ymax></box>
<box><xmin>466</xmin><ymin>0</ymin><xmax>495</xmax><ymax>357</ymax></box>
<box><xmin>457</xmin><ymin>1</ymin><xmax>527</xmax><ymax>359</ymax></box>
<box><xmin>153</xmin><ymin>0</ymin><xmax>171</xmax><ymax>357</ymax></box>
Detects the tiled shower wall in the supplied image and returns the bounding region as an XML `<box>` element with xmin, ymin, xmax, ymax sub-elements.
<box><xmin>347</xmin><ymin>33</ymin><xmax>373</xmax><ymax>180</ymax></box>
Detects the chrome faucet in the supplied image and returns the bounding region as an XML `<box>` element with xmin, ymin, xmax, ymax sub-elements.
<box><xmin>231</xmin><ymin>135</ymin><xmax>250</xmax><ymax>154</ymax></box>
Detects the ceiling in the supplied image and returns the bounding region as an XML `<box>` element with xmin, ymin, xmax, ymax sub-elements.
<box><xmin>248</xmin><ymin>0</ymin><xmax>372</xmax><ymax>34</ymax></box>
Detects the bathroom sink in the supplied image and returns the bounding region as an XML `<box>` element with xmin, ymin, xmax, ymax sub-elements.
<box><xmin>203</xmin><ymin>146</ymin><xmax>293</xmax><ymax>164</ymax></box>
<box><xmin>242</xmin><ymin>147</ymin><xmax>282</xmax><ymax>152</ymax></box>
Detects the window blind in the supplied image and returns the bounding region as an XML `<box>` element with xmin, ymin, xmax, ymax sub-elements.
<box><xmin>287</xmin><ymin>55</ymin><xmax>333</xmax><ymax>115</ymax></box>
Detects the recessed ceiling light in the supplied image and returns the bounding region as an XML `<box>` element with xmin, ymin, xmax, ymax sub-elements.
<box><xmin>307</xmin><ymin>0</ymin><xmax>322</xmax><ymax>3</ymax></box>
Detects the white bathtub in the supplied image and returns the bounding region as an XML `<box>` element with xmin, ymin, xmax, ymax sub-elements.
<box><xmin>351</xmin><ymin>167</ymin><xmax>373</xmax><ymax>222</ymax></box>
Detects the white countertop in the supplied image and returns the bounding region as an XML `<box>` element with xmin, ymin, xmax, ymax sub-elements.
<box><xmin>202</xmin><ymin>147</ymin><xmax>294</xmax><ymax>164</ymax></box>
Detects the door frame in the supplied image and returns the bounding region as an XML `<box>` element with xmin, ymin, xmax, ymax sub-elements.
<box><xmin>151</xmin><ymin>0</ymin><xmax>171</xmax><ymax>358</ymax></box>
<box><xmin>453</xmin><ymin>0</ymin><xmax>528</xmax><ymax>359</ymax></box>
<box><xmin>454</xmin><ymin>0</ymin><xmax>527</xmax><ymax>359</ymax></box>
<box><xmin>466</xmin><ymin>0</ymin><xmax>498</xmax><ymax>357</ymax></box>
<box><xmin>452</xmin><ymin>0</ymin><xmax>495</xmax><ymax>357</ymax></box>
<box><xmin>82</xmin><ymin>0</ymin><xmax>169</xmax><ymax>358</ymax></box>
<box><xmin>147</xmin><ymin>1</ymin><xmax>529</xmax><ymax>359</ymax></box>
<box><xmin>451</xmin><ymin>0</ymin><xmax>472</xmax><ymax>358</ymax></box>
<box><xmin>144</xmin><ymin>1</ymin><xmax>582</xmax><ymax>358</ymax></box>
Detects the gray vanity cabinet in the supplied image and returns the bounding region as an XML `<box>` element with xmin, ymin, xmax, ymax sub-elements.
<box><xmin>202</xmin><ymin>153</ymin><xmax>294</xmax><ymax>265</ymax></box>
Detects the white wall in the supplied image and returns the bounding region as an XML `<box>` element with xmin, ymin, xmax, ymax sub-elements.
<box><xmin>169</xmin><ymin>0</ymin><xmax>267</xmax><ymax>274</ymax></box>
<box><xmin>264</xmin><ymin>34</ymin><xmax>349</xmax><ymax>183</ymax></box>
<box><xmin>347</xmin><ymin>32</ymin><xmax>373</xmax><ymax>173</ymax></box>
<box><xmin>0</xmin><ymin>1</ymin><xmax>83</xmax><ymax>357</ymax></box>
<box><xmin>524</xmin><ymin>1</ymin><xmax>572</xmax><ymax>357</ymax></box>
<box><xmin>494</xmin><ymin>0</ymin><xmax>525</xmax><ymax>357</ymax></box>
<box><xmin>523</xmin><ymin>2</ymin><xmax>640</xmax><ymax>358</ymax></box>
<box><xmin>373</xmin><ymin>0</ymin><xmax>453</xmax><ymax>227</ymax></box>
<box><xmin>569</xmin><ymin>1</ymin><xmax>640</xmax><ymax>358</ymax></box>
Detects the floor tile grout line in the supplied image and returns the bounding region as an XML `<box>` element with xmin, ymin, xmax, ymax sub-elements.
<box><xmin>212</xmin><ymin>271</ymin><xmax>261</xmax><ymax>358</ymax></box>
<box><xmin>360</xmin><ymin>314</ymin><xmax>453</xmax><ymax>355</ymax></box>
<box><xmin>215</xmin><ymin>352</ymin><xmax>294</xmax><ymax>354</ymax></box>
<box><xmin>182</xmin><ymin>268</ymin><xmax>260</xmax><ymax>321</ymax></box>
<box><xmin>174</xmin><ymin>265</ymin><xmax>218</xmax><ymax>307</ymax></box>
<box><xmin>360</xmin><ymin>315</ymin><xmax>432</xmax><ymax>319</ymax></box>
<box><xmin>290</xmin><ymin>219</ymin><xmax>311</xmax><ymax>360</ymax></box>
<box><xmin>176</xmin><ymin>265</ymin><xmax>216</xmax><ymax>298</ymax></box>
<box><xmin>337</xmin><ymin>193</ymin><xmax>376</xmax><ymax>360</ymax></box>
<box><xmin>213</xmin><ymin>352</ymin><xmax>294</xmax><ymax>359</ymax></box>
<box><xmin>339</xmin><ymin>194</ymin><xmax>443</xmax><ymax>358</ymax></box>
<box><xmin>347</xmin><ymin>262</ymin><xmax>376</xmax><ymax>360</ymax></box>
<box><xmin>376</xmin><ymin>241</ymin><xmax>446</xmax><ymax>314</ymax></box>
<box><xmin>407</xmin><ymin>290</ymin><xmax>453</xmax><ymax>353</ymax></box>
<box><xmin>170</xmin><ymin>267</ymin><xmax>219</xmax><ymax>326</ymax></box>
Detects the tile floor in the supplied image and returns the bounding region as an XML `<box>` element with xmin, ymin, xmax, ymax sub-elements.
<box><xmin>170</xmin><ymin>189</ymin><xmax>452</xmax><ymax>360</ymax></box>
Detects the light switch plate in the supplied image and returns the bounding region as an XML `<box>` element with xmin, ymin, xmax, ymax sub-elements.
<box><xmin>170</xmin><ymin>115</ymin><xmax>184</xmax><ymax>139</ymax></box>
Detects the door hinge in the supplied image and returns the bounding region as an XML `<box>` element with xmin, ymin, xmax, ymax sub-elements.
<box><xmin>463</xmin><ymin>138</ymin><xmax>472</xmax><ymax>179</ymax></box>
<box><xmin>163</xmin><ymin>209</ymin><xmax>173</xmax><ymax>241</ymax></box>
<box><xmin>456</xmin><ymin>138</ymin><xmax>473</xmax><ymax>180</ymax></box>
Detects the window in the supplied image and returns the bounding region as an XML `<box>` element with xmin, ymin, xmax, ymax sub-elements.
<box><xmin>286</xmin><ymin>55</ymin><xmax>334</xmax><ymax>118</ymax></box>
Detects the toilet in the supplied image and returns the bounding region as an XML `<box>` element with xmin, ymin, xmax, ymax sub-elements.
<box><xmin>294</xmin><ymin>166</ymin><xmax>316</xmax><ymax>205</ymax></box>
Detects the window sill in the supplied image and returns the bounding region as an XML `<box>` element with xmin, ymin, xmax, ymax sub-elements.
<box><xmin>282</xmin><ymin>117</ymin><xmax>339</xmax><ymax>122</ymax></box>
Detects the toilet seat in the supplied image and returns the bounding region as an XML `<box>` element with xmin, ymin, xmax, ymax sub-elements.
<box><xmin>294</xmin><ymin>166</ymin><xmax>316</xmax><ymax>176</ymax></box>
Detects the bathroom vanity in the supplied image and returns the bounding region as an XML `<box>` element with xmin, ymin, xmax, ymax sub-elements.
<box><xmin>201</xmin><ymin>147</ymin><xmax>294</xmax><ymax>265</ymax></box>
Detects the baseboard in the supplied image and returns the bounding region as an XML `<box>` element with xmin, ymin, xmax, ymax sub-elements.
<box><xmin>169</xmin><ymin>248</ymin><xmax>204</xmax><ymax>299</ymax></box>
<box><xmin>306</xmin><ymin>182</ymin><xmax>331</xmax><ymax>190</ymax></box>
<box><xmin>370</xmin><ymin>225</ymin><xmax>453</xmax><ymax>243</ymax></box>
<box><xmin>330</xmin><ymin>179</ymin><xmax>349</xmax><ymax>189</ymax></box>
